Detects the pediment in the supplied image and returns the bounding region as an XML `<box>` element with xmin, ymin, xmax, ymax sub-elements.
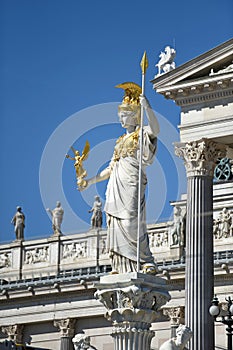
<box><xmin>151</xmin><ymin>38</ymin><xmax>233</xmax><ymax>92</ymax></box>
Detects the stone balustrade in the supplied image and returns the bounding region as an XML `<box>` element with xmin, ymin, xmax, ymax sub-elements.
<box><xmin>0</xmin><ymin>182</ymin><xmax>233</xmax><ymax>283</ymax></box>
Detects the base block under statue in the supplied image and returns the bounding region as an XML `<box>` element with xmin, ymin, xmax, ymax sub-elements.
<box><xmin>95</xmin><ymin>272</ymin><xmax>171</xmax><ymax>350</ymax></box>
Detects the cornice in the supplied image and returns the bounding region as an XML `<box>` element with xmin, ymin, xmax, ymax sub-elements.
<box><xmin>157</xmin><ymin>74</ymin><xmax>233</xmax><ymax>106</ymax></box>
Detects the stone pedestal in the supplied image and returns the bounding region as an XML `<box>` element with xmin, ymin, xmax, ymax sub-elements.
<box><xmin>175</xmin><ymin>139</ymin><xmax>226</xmax><ymax>350</ymax></box>
<box><xmin>54</xmin><ymin>318</ymin><xmax>76</xmax><ymax>350</ymax></box>
<box><xmin>95</xmin><ymin>272</ymin><xmax>170</xmax><ymax>350</ymax></box>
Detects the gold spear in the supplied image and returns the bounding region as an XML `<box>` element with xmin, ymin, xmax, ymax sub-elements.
<box><xmin>137</xmin><ymin>51</ymin><xmax>149</xmax><ymax>272</ymax></box>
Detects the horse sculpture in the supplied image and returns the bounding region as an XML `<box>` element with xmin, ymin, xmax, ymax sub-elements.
<box><xmin>156</xmin><ymin>46</ymin><xmax>176</xmax><ymax>76</ymax></box>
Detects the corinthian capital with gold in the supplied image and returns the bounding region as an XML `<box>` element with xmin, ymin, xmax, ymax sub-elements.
<box><xmin>1</xmin><ymin>324</ymin><xmax>24</xmax><ymax>344</ymax></box>
<box><xmin>163</xmin><ymin>306</ymin><xmax>185</xmax><ymax>326</ymax></box>
<box><xmin>175</xmin><ymin>138</ymin><xmax>226</xmax><ymax>177</ymax></box>
<box><xmin>54</xmin><ymin>318</ymin><xmax>76</xmax><ymax>337</ymax></box>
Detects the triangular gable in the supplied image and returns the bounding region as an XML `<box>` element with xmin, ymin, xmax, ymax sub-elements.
<box><xmin>151</xmin><ymin>38</ymin><xmax>233</xmax><ymax>91</ymax></box>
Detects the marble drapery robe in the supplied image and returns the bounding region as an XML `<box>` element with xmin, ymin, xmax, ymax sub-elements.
<box><xmin>104</xmin><ymin>126</ymin><xmax>157</xmax><ymax>272</ymax></box>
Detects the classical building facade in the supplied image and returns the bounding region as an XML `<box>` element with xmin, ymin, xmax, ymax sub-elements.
<box><xmin>0</xmin><ymin>39</ymin><xmax>233</xmax><ymax>350</ymax></box>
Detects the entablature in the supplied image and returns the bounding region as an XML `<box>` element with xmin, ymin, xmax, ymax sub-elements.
<box><xmin>157</xmin><ymin>74</ymin><xmax>233</xmax><ymax>107</ymax></box>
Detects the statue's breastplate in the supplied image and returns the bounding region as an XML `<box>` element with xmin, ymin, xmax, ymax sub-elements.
<box><xmin>113</xmin><ymin>129</ymin><xmax>139</xmax><ymax>161</ymax></box>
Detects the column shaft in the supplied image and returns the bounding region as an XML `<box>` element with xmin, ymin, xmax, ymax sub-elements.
<box><xmin>175</xmin><ymin>139</ymin><xmax>226</xmax><ymax>350</ymax></box>
<box><xmin>185</xmin><ymin>175</ymin><xmax>214</xmax><ymax>350</ymax></box>
<box><xmin>54</xmin><ymin>318</ymin><xmax>75</xmax><ymax>350</ymax></box>
<box><xmin>60</xmin><ymin>336</ymin><xmax>73</xmax><ymax>350</ymax></box>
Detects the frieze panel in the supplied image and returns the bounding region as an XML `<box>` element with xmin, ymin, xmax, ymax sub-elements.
<box><xmin>149</xmin><ymin>231</ymin><xmax>169</xmax><ymax>248</ymax></box>
<box><xmin>0</xmin><ymin>252</ymin><xmax>11</xmax><ymax>268</ymax></box>
<box><xmin>214</xmin><ymin>207</ymin><xmax>233</xmax><ymax>239</ymax></box>
<box><xmin>62</xmin><ymin>241</ymin><xmax>87</xmax><ymax>260</ymax></box>
<box><xmin>25</xmin><ymin>246</ymin><xmax>49</xmax><ymax>264</ymax></box>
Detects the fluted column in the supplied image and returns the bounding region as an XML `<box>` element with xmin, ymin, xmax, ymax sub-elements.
<box><xmin>1</xmin><ymin>324</ymin><xmax>24</xmax><ymax>344</ymax></box>
<box><xmin>175</xmin><ymin>138</ymin><xmax>226</xmax><ymax>350</ymax></box>
<box><xmin>54</xmin><ymin>318</ymin><xmax>76</xmax><ymax>350</ymax></box>
<box><xmin>163</xmin><ymin>306</ymin><xmax>185</xmax><ymax>337</ymax></box>
<box><xmin>95</xmin><ymin>272</ymin><xmax>170</xmax><ymax>350</ymax></box>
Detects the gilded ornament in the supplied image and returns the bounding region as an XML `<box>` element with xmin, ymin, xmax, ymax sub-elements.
<box><xmin>66</xmin><ymin>141</ymin><xmax>90</xmax><ymax>189</ymax></box>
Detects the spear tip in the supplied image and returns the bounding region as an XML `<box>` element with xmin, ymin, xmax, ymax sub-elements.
<box><xmin>140</xmin><ymin>51</ymin><xmax>149</xmax><ymax>75</ymax></box>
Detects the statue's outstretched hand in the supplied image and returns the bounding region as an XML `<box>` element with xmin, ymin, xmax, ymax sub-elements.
<box><xmin>78</xmin><ymin>179</ymin><xmax>90</xmax><ymax>192</ymax></box>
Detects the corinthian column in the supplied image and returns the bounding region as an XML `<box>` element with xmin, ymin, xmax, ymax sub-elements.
<box><xmin>54</xmin><ymin>318</ymin><xmax>76</xmax><ymax>350</ymax></box>
<box><xmin>95</xmin><ymin>272</ymin><xmax>170</xmax><ymax>350</ymax></box>
<box><xmin>1</xmin><ymin>324</ymin><xmax>24</xmax><ymax>344</ymax></box>
<box><xmin>175</xmin><ymin>138</ymin><xmax>226</xmax><ymax>350</ymax></box>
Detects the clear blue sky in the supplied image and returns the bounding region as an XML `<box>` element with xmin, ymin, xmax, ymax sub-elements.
<box><xmin>1</xmin><ymin>0</ymin><xmax>232</xmax><ymax>243</ymax></box>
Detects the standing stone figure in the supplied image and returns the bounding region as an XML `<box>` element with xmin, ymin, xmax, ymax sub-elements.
<box><xmin>47</xmin><ymin>201</ymin><xmax>64</xmax><ymax>235</ymax></box>
<box><xmin>80</xmin><ymin>82</ymin><xmax>160</xmax><ymax>273</ymax></box>
<box><xmin>11</xmin><ymin>206</ymin><xmax>25</xmax><ymax>240</ymax></box>
<box><xmin>159</xmin><ymin>324</ymin><xmax>193</xmax><ymax>350</ymax></box>
<box><xmin>88</xmin><ymin>195</ymin><xmax>103</xmax><ymax>229</ymax></box>
<box><xmin>230</xmin><ymin>210</ymin><xmax>233</xmax><ymax>236</ymax></box>
<box><xmin>170</xmin><ymin>207</ymin><xmax>186</xmax><ymax>246</ymax></box>
<box><xmin>219</xmin><ymin>207</ymin><xmax>231</xmax><ymax>238</ymax></box>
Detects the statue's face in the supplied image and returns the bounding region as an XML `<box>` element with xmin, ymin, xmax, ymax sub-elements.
<box><xmin>118</xmin><ymin>110</ymin><xmax>137</xmax><ymax>129</ymax></box>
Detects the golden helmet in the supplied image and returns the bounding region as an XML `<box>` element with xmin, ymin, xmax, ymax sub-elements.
<box><xmin>115</xmin><ymin>82</ymin><xmax>141</xmax><ymax>123</ymax></box>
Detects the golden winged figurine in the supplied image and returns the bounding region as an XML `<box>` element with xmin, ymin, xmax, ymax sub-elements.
<box><xmin>66</xmin><ymin>141</ymin><xmax>90</xmax><ymax>189</ymax></box>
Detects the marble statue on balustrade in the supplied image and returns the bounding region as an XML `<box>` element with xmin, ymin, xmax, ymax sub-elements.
<box><xmin>47</xmin><ymin>201</ymin><xmax>64</xmax><ymax>235</ymax></box>
<box><xmin>169</xmin><ymin>206</ymin><xmax>186</xmax><ymax>246</ymax></box>
<box><xmin>220</xmin><ymin>207</ymin><xmax>231</xmax><ymax>238</ymax></box>
<box><xmin>72</xmin><ymin>333</ymin><xmax>97</xmax><ymax>350</ymax></box>
<box><xmin>230</xmin><ymin>210</ymin><xmax>233</xmax><ymax>236</ymax></box>
<box><xmin>88</xmin><ymin>195</ymin><xmax>103</xmax><ymax>229</ymax></box>
<box><xmin>213</xmin><ymin>217</ymin><xmax>220</xmax><ymax>239</ymax></box>
<box><xmin>11</xmin><ymin>206</ymin><xmax>25</xmax><ymax>241</ymax></box>
<box><xmin>155</xmin><ymin>46</ymin><xmax>176</xmax><ymax>76</ymax></box>
<box><xmin>79</xmin><ymin>82</ymin><xmax>160</xmax><ymax>273</ymax></box>
<box><xmin>159</xmin><ymin>324</ymin><xmax>193</xmax><ymax>350</ymax></box>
